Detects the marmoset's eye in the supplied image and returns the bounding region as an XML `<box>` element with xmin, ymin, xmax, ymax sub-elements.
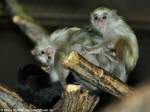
<box><xmin>94</xmin><ymin>16</ymin><xmax>98</xmax><ymax>20</ymax></box>
<box><xmin>94</xmin><ymin>14</ymin><xmax>98</xmax><ymax>20</ymax></box>
<box><xmin>102</xmin><ymin>16</ymin><xmax>107</xmax><ymax>20</ymax></box>
<box><xmin>41</xmin><ymin>51</ymin><xmax>44</xmax><ymax>54</ymax></box>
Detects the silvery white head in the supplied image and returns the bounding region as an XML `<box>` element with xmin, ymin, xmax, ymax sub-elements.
<box><xmin>31</xmin><ymin>43</ymin><xmax>56</xmax><ymax>67</ymax></box>
<box><xmin>91</xmin><ymin>7</ymin><xmax>120</xmax><ymax>35</ymax></box>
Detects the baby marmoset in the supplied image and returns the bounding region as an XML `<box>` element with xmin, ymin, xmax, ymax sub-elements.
<box><xmin>32</xmin><ymin>7</ymin><xmax>139</xmax><ymax>90</ymax></box>
<box><xmin>81</xmin><ymin>7</ymin><xmax>139</xmax><ymax>81</ymax></box>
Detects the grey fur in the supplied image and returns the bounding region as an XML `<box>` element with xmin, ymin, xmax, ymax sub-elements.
<box><xmin>32</xmin><ymin>7</ymin><xmax>138</xmax><ymax>89</ymax></box>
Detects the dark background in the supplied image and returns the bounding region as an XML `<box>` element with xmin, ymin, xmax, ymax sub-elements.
<box><xmin>0</xmin><ymin>0</ymin><xmax>150</xmax><ymax>88</ymax></box>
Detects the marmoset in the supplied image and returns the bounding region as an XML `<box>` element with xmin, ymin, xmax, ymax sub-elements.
<box><xmin>89</xmin><ymin>7</ymin><xmax>138</xmax><ymax>72</ymax></box>
<box><xmin>32</xmin><ymin>7</ymin><xmax>139</xmax><ymax>90</ymax></box>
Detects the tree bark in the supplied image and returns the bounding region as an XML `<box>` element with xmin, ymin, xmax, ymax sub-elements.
<box><xmin>63</xmin><ymin>51</ymin><xmax>133</xmax><ymax>98</ymax></box>
<box><xmin>0</xmin><ymin>84</ymin><xmax>38</xmax><ymax>112</ymax></box>
<box><xmin>53</xmin><ymin>84</ymin><xmax>99</xmax><ymax>112</ymax></box>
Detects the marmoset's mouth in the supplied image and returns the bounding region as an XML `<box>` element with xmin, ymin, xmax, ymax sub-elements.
<box><xmin>96</xmin><ymin>20</ymin><xmax>105</xmax><ymax>28</ymax></box>
<box><xmin>40</xmin><ymin>63</ymin><xmax>49</xmax><ymax>67</ymax></box>
<box><xmin>37</xmin><ymin>60</ymin><xmax>50</xmax><ymax>72</ymax></box>
<box><xmin>41</xmin><ymin>66</ymin><xmax>49</xmax><ymax>72</ymax></box>
<box><xmin>35</xmin><ymin>57</ymin><xmax>49</xmax><ymax>68</ymax></box>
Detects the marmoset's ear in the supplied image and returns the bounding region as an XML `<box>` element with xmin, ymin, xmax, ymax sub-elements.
<box><xmin>90</xmin><ymin>12</ymin><xmax>93</xmax><ymax>19</ymax></box>
<box><xmin>111</xmin><ymin>10</ymin><xmax>119</xmax><ymax>20</ymax></box>
<box><xmin>31</xmin><ymin>49</ymin><xmax>36</xmax><ymax>55</ymax></box>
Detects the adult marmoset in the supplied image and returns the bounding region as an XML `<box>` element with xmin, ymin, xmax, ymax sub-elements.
<box><xmin>32</xmin><ymin>7</ymin><xmax>139</xmax><ymax>90</ymax></box>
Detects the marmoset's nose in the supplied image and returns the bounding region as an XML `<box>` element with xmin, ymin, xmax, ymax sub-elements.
<box><xmin>43</xmin><ymin>47</ymin><xmax>55</xmax><ymax>56</ymax></box>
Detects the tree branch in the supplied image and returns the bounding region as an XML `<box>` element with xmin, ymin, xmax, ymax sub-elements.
<box><xmin>53</xmin><ymin>84</ymin><xmax>99</xmax><ymax>112</ymax></box>
<box><xmin>0</xmin><ymin>84</ymin><xmax>37</xmax><ymax>111</ymax></box>
<box><xmin>63</xmin><ymin>51</ymin><xmax>133</xmax><ymax>98</ymax></box>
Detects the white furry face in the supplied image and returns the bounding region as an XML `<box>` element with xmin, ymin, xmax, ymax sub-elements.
<box><xmin>91</xmin><ymin>7</ymin><xmax>118</xmax><ymax>34</ymax></box>
<box><xmin>31</xmin><ymin>45</ymin><xmax>56</xmax><ymax>67</ymax></box>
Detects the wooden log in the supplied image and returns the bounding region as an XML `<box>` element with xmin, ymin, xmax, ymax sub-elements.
<box><xmin>53</xmin><ymin>84</ymin><xmax>99</xmax><ymax>112</ymax></box>
<box><xmin>63</xmin><ymin>51</ymin><xmax>133</xmax><ymax>98</ymax></box>
<box><xmin>0</xmin><ymin>84</ymin><xmax>39</xmax><ymax>112</ymax></box>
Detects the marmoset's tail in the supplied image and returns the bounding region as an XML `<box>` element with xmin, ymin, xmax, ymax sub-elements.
<box><xmin>5</xmin><ymin>0</ymin><xmax>49</xmax><ymax>44</ymax></box>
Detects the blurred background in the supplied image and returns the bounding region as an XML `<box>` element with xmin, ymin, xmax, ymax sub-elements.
<box><xmin>0</xmin><ymin>0</ymin><xmax>150</xmax><ymax>89</ymax></box>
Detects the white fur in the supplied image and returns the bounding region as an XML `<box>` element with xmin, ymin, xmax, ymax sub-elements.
<box><xmin>50</xmin><ymin>70</ymin><xmax>59</xmax><ymax>82</ymax></box>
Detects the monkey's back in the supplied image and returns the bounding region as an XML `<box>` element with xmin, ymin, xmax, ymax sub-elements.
<box><xmin>65</xmin><ymin>29</ymin><xmax>127</xmax><ymax>82</ymax></box>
